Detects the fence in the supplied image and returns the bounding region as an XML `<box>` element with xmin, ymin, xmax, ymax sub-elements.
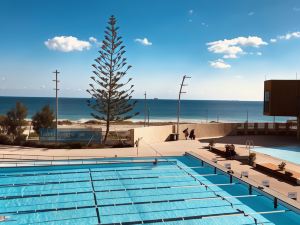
<box><xmin>235</xmin><ymin>122</ymin><xmax>297</xmax><ymax>136</ymax></box>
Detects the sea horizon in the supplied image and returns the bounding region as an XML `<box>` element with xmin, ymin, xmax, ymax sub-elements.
<box><xmin>0</xmin><ymin>96</ymin><xmax>295</xmax><ymax>123</ymax></box>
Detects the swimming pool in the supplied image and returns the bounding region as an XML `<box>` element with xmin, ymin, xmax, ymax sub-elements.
<box><xmin>0</xmin><ymin>155</ymin><xmax>300</xmax><ymax>225</ymax></box>
<box><xmin>253</xmin><ymin>146</ymin><xmax>300</xmax><ymax>165</ymax></box>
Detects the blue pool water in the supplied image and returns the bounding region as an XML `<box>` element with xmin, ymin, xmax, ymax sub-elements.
<box><xmin>0</xmin><ymin>155</ymin><xmax>300</xmax><ymax>225</ymax></box>
<box><xmin>254</xmin><ymin>146</ymin><xmax>300</xmax><ymax>165</ymax></box>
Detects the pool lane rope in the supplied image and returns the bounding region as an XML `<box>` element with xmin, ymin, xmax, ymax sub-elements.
<box><xmin>88</xmin><ymin>168</ymin><xmax>101</xmax><ymax>224</ymax></box>
<box><xmin>140</xmin><ymin>139</ymin><xmax>264</xmax><ymax>225</ymax></box>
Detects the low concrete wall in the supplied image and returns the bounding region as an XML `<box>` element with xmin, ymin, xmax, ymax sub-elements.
<box><xmin>176</xmin><ymin>123</ymin><xmax>238</xmax><ymax>140</ymax></box>
<box><xmin>131</xmin><ymin>125</ymin><xmax>174</xmax><ymax>145</ymax></box>
<box><xmin>130</xmin><ymin>123</ymin><xmax>238</xmax><ymax>145</ymax></box>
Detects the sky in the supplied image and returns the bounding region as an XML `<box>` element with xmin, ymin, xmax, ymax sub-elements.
<box><xmin>0</xmin><ymin>0</ymin><xmax>300</xmax><ymax>101</ymax></box>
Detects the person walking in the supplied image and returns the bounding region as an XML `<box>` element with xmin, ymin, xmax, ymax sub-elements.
<box><xmin>183</xmin><ymin>128</ymin><xmax>189</xmax><ymax>140</ymax></box>
<box><xmin>189</xmin><ymin>129</ymin><xmax>195</xmax><ymax>140</ymax></box>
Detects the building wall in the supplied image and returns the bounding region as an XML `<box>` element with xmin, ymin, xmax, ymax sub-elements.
<box><xmin>264</xmin><ymin>80</ymin><xmax>300</xmax><ymax>116</ymax></box>
<box><xmin>131</xmin><ymin>125</ymin><xmax>174</xmax><ymax>145</ymax></box>
<box><xmin>176</xmin><ymin>123</ymin><xmax>238</xmax><ymax>139</ymax></box>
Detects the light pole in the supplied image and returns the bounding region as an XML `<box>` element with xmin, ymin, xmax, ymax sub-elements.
<box><xmin>176</xmin><ymin>75</ymin><xmax>191</xmax><ymax>139</ymax></box>
<box><xmin>147</xmin><ymin>107</ymin><xmax>150</xmax><ymax>126</ymax></box>
<box><xmin>53</xmin><ymin>70</ymin><xmax>60</xmax><ymax>143</ymax></box>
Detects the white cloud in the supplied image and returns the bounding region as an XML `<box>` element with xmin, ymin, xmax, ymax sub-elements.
<box><xmin>189</xmin><ymin>9</ymin><xmax>194</xmax><ymax>15</ymax></box>
<box><xmin>207</xmin><ymin>36</ymin><xmax>267</xmax><ymax>59</ymax></box>
<box><xmin>234</xmin><ymin>75</ymin><xmax>243</xmax><ymax>79</ymax></box>
<box><xmin>45</xmin><ymin>36</ymin><xmax>91</xmax><ymax>52</ymax></box>
<box><xmin>248</xmin><ymin>12</ymin><xmax>255</xmax><ymax>16</ymax></box>
<box><xmin>89</xmin><ymin>37</ymin><xmax>97</xmax><ymax>43</ymax></box>
<box><xmin>270</xmin><ymin>38</ymin><xmax>277</xmax><ymax>43</ymax></box>
<box><xmin>247</xmin><ymin>52</ymin><xmax>262</xmax><ymax>56</ymax></box>
<box><xmin>278</xmin><ymin>32</ymin><xmax>300</xmax><ymax>40</ymax></box>
<box><xmin>134</xmin><ymin>38</ymin><xmax>152</xmax><ymax>46</ymax></box>
<box><xmin>188</xmin><ymin>19</ymin><xmax>193</xmax><ymax>23</ymax></box>
<box><xmin>40</xmin><ymin>85</ymin><xmax>46</xmax><ymax>89</ymax></box>
<box><xmin>1</xmin><ymin>76</ymin><xmax>6</xmax><ymax>81</ymax></box>
<box><xmin>210</xmin><ymin>59</ymin><xmax>231</xmax><ymax>69</ymax></box>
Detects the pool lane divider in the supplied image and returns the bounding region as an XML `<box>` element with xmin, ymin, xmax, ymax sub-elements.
<box><xmin>0</xmin><ymin>173</ymin><xmax>222</xmax><ymax>189</ymax></box>
<box><xmin>0</xmin><ymin>182</ymin><xmax>241</xmax><ymax>201</ymax></box>
<box><xmin>0</xmin><ymin>165</ymin><xmax>205</xmax><ymax>178</ymax></box>
<box><xmin>0</xmin><ymin>188</ymin><xmax>231</xmax><ymax>210</ymax></box>
<box><xmin>0</xmin><ymin>159</ymin><xmax>178</xmax><ymax>169</ymax></box>
<box><xmin>88</xmin><ymin>168</ymin><xmax>101</xmax><ymax>224</ymax></box>
<box><xmin>99</xmin><ymin>209</ymin><xmax>290</xmax><ymax>225</ymax></box>
<box><xmin>0</xmin><ymin>194</ymin><xmax>275</xmax><ymax>217</ymax></box>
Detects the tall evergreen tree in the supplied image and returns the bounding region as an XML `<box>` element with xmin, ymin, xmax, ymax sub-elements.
<box><xmin>87</xmin><ymin>15</ymin><xmax>138</xmax><ymax>143</ymax></box>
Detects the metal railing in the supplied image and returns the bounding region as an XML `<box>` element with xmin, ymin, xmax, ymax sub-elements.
<box><xmin>0</xmin><ymin>154</ymin><xmax>167</xmax><ymax>168</ymax></box>
<box><xmin>245</xmin><ymin>139</ymin><xmax>255</xmax><ymax>155</ymax></box>
<box><xmin>0</xmin><ymin>153</ymin><xmax>106</xmax><ymax>161</ymax></box>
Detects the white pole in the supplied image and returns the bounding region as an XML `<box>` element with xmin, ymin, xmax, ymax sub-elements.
<box><xmin>176</xmin><ymin>75</ymin><xmax>191</xmax><ymax>138</ymax></box>
<box><xmin>53</xmin><ymin>70</ymin><xmax>60</xmax><ymax>143</ymax></box>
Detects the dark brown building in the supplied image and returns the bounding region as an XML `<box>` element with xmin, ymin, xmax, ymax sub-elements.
<box><xmin>264</xmin><ymin>80</ymin><xmax>300</xmax><ymax>116</ymax></box>
<box><xmin>264</xmin><ymin>80</ymin><xmax>300</xmax><ymax>138</ymax></box>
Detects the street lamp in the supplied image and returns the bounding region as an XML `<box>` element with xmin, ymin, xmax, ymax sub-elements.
<box><xmin>176</xmin><ymin>75</ymin><xmax>191</xmax><ymax>139</ymax></box>
<box><xmin>53</xmin><ymin>70</ymin><xmax>60</xmax><ymax>143</ymax></box>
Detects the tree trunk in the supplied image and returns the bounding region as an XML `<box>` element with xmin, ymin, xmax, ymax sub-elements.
<box><xmin>103</xmin><ymin>120</ymin><xmax>110</xmax><ymax>144</ymax></box>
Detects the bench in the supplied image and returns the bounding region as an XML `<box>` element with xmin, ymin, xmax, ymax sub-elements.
<box><xmin>255</xmin><ymin>163</ymin><xmax>300</xmax><ymax>185</ymax></box>
<box><xmin>208</xmin><ymin>147</ymin><xmax>227</xmax><ymax>158</ymax></box>
<box><xmin>208</xmin><ymin>146</ymin><xmax>248</xmax><ymax>161</ymax></box>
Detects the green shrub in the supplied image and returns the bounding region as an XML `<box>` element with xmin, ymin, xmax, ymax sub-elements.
<box><xmin>32</xmin><ymin>105</ymin><xmax>55</xmax><ymax>135</ymax></box>
<box><xmin>68</xmin><ymin>142</ymin><xmax>82</xmax><ymax>149</ymax></box>
<box><xmin>5</xmin><ymin>102</ymin><xmax>28</xmax><ymax>140</ymax></box>
<box><xmin>84</xmin><ymin>120</ymin><xmax>102</xmax><ymax>125</ymax></box>
<box><xmin>249</xmin><ymin>152</ymin><xmax>256</xmax><ymax>165</ymax></box>
<box><xmin>0</xmin><ymin>134</ymin><xmax>12</xmax><ymax>145</ymax></box>
<box><xmin>13</xmin><ymin>134</ymin><xmax>27</xmax><ymax>145</ymax></box>
<box><xmin>28</xmin><ymin>132</ymin><xmax>39</xmax><ymax>138</ymax></box>
<box><xmin>0</xmin><ymin>115</ymin><xmax>8</xmax><ymax>134</ymax></box>
<box><xmin>58</xmin><ymin>120</ymin><xmax>72</xmax><ymax>125</ymax></box>
<box><xmin>278</xmin><ymin>161</ymin><xmax>286</xmax><ymax>171</ymax></box>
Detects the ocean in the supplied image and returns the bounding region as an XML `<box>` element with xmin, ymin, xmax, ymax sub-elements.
<box><xmin>0</xmin><ymin>96</ymin><xmax>294</xmax><ymax>123</ymax></box>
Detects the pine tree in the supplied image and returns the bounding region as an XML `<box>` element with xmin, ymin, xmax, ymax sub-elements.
<box><xmin>87</xmin><ymin>15</ymin><xmax>138</xmax><ymax>143</ymax></box>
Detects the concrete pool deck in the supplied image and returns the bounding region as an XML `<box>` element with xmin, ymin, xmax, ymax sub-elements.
<box><xmin>1</xmin><ymin>135</ymin><xmax>300</xmax><ymax>207</ymax></box>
